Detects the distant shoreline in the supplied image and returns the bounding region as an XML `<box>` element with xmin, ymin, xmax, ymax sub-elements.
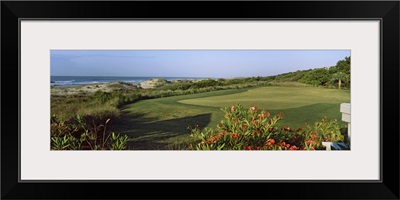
<box><xmin>50</xmin><ymin>76</ymin><xmax>210</xmax><ymax>87</ymax></box>
<box><xmin>50</xmin><ymin>78</ymin><xmax>206</xmax><ymax>95</ymax></box>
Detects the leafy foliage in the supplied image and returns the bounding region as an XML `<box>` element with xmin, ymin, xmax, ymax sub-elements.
<box><xmin>188</xmin><ymin>103</ymin><xmax>347</xmax><ymax>150</ymax></box>
<box><xmin>50</xmin><ymin>115</ymin><xmax>129</xmax><ymax>150</ymax></box>
<box><xmin>300</xmin><ymin>68</ymin><xmax>331</xmax><ymax>86</ymax></box>
<box><xmin>299</xmin><ymin>56</ymin><xmax>351</xmax><ymax>89</ymax></box>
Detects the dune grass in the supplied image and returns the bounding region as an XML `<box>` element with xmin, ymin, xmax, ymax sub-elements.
<box><xmin>112</xmin><ymin>86</ymin><xmax>350</xmax><ymax>150</ymax></box>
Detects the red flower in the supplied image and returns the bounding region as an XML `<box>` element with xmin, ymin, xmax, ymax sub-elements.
<box><xmin>269</xmin><ymin>139</ymin><xmax>275</xmax><ymax>145</ymax></box>
<box><xmin>289</xmin><ymin>145</ymin><xmax>298</xmax><ymax>150</ymax></box>
<box><xmin>218</xmin><ymin>132</ymin><xmax>224</xmax><ymax>137</ymax></box>
<box><xmin>258</xmin><ymin>112</ymin><xmax>271</xmax><ymax>118</ymax></box>
<box><xmin>231</xmin><ymin>133</ymin><xmax>239</xmax><ymax>139</ymax></box>
<box><xmin>276</xmin><ymin>112</ymin><xmax>284</xmax><ymax>118</ymax></box>
<box><xmin>283</xmin><ymin>126</ymin><xmax>290</xmax><ymax>131</ymax></box>
<box><xmin>246</xmin><ymin>146</ymin><xmax>252</xmax><ymax>150</ymax></box>
<box><xmin>266</xmin><ymin>139</ymin><xmax>275</xmax><ymax>146</ymax></box>
<box><xmin>231</xmin><ymin>105</ymin><xmax>235</xmax><ymax>111</ymax></box>
<box><xmin>311</xmin><ymin>134</ymin><xmax>318</xmax><ymax>139</ymax></box>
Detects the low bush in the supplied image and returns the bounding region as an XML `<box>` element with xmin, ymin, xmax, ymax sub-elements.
<box><xmin>188</xmin><ymin>103</ymin><xmax>346</xmax><ymax>150</ymax></box>
<box><xmin>50</xmin><ymin>115</ymin><xmax>129</xmax><ymax>150</ymax></box>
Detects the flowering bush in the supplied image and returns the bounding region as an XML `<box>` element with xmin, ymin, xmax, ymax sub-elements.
<box><xmin>188</xmin><ymin>103</ymin><xmax>346</xmax><ymax>150</ymax></box>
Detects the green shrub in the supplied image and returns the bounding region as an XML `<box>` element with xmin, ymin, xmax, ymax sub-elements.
<box><xmin>188</xmin><ymin>103</ymin><xmax>346</xmax><ymax>150</ymax></box>
<box><xmin>50</xmin><ymin>115</ymin><xmax>129</xmax><ymax>150</ymax></box>
<box><xmin>300</xmin><ymin>68</ymin><xmax>331</xmax><ymax>86</ymax></box>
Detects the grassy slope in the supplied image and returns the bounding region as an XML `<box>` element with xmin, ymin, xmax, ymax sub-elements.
<box><xmin>113</xmin><ymin>86</ymin><xmax>350</xmax><ymax>150</ymax></box>
<box><xmin>113</xmin><ymin>89</ymin><xmax>247</xmax><ymax>149</ymax></box>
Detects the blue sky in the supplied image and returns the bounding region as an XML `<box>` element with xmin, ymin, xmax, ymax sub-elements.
<box><xmin>51</xmin><ymin>50</ymin><xmax>350</xmax><ymax>78</ymax></box>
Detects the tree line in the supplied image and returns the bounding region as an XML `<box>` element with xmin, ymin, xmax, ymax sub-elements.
<box><xmin>274</xmin><ymin>56</ymin><xmax>351</xmax><ymax>89</ymax></box>
<box><xmin>158</xmin><ymin>56</ymin><xmax>351</xmax><ymax>90</ymax></box>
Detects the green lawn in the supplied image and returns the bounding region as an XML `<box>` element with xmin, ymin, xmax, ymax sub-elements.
<box><xmin>112</xmin><ymin>86</ymin><xmax>350</xmax><ymax>150</ymax></box>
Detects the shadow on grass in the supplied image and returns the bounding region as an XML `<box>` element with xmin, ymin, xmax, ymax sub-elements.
<box><xmin>111</xmin><ymin>111</ymin><xmax>212</xmax><ymax>150</ymax></box>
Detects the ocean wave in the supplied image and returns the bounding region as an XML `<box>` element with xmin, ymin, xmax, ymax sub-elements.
<box><xmin>53</xmin><ymin>80</ymin><xmax>75</xmax><ymax>83</ymax></box>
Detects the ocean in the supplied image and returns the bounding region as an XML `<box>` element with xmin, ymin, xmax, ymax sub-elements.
<box><xmin>50</xmin><ymin>76</ymin><xmax>206</xmax><ymax>86</ymax></box>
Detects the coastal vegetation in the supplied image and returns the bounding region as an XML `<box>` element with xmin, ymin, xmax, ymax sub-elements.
<box><xmin>50</xmin><ymin>56</ymin><xmax>350</xmax><ymax>150</ymax></box>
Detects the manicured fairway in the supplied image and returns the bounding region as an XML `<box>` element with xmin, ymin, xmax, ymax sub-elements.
<box><xmin>179</xmin><ymin>86</ymin><xmax>349</xmax><ymax>110</ymax></box>
<box><xmin>113</xmin><ymin>86</ymin><xmax>350</xmax><ymax>150</ymax></box>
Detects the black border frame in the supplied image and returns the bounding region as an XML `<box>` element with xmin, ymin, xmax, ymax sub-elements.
<box><xmin>2</xmin><ymin>1</ymin><xmax>399</xmax><ymax>199</ymax></box>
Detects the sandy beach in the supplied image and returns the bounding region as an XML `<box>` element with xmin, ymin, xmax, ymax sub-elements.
<box><xmin>50</xmin><ymin>78</ymin><xmax>176</xmax><ymax>95</ymax></box>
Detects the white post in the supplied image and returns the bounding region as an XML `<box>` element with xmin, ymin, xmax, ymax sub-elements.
<box><xmin>322</xmin><ymin>142</ymin><xmax>332</xmax><ymax>150</ymax></box>
<box><xmin>322</xmin><ymin>103</ymin><xmax>351</xmax><ymax>151</ymax></box>
<box><xmin>340</xmin><ymin>103</ymin><xmax>351</xmax><ymax>141</ymax></box>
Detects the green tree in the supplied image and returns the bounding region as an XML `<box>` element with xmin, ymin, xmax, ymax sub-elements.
<box><xmin>300</xmin><ymin>68</ymin><xmax>330</xmax><ymax>86</ymax></box>
<box><xmin>336</xmin><ymin>56</ymin><xmax>350</xmax><ymax>74</ymax></box>
<box><xmin>332</xmin><ymin>72</ymin><xmax>349</xmax><ymax>90</ymax></box>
